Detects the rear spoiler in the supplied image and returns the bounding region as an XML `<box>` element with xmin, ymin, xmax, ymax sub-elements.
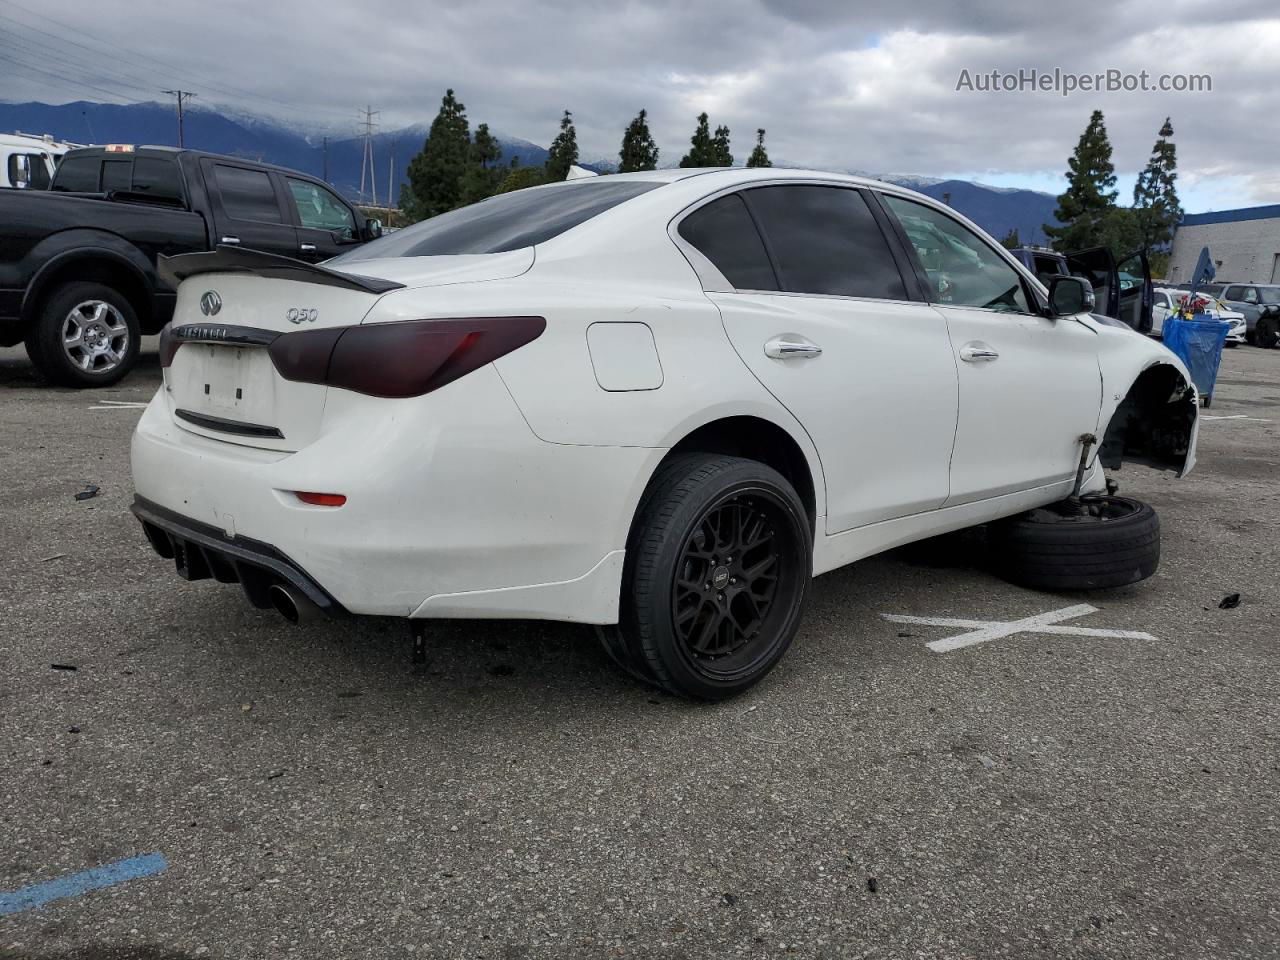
<box><xmin>158</xmin><ymin>244</ymin><xmax>404</xmax><ymax>295</ymax></box>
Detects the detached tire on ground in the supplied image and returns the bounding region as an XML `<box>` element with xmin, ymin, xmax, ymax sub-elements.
<box><xmin>989</xmin><ymin>496</ymin><xmax>1160</xmax><ymax>591</ymax></box>
<box><xmin>598</xmin><ymin>454</ymin><xmax>812</xmax><ymax>700</ymax></box>
<box><xmin>25</xmin><ymin>281</ymin><xmax>140</xmax><ymax>388</ymax></box>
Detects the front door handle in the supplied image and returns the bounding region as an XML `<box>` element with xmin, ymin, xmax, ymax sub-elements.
<box><xmin>219</xmin><ymin>236</ymin><xmax>241</xmax><ymax>245</ymax></box>
<box><xmin>959</xmin><ymin>342</ymin><xmax>999</xmax><ymax>362</ymax></box>
<box><xmin>764</xmin><ymin>334</ymin><xmax>823</xmax><ymax>360</ymax></box>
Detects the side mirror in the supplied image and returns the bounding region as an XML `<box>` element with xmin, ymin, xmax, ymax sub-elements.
<box><xmin>363</xmin><ymin>217</ymin><xmax>383</xmax><ymax>241</ymax></box>
<box><xmin>1047</xmin><ymin>275</ymin><xmax>1095</xmax><ymax>317</ymax></box>
<box><xmin>11</xmin><ymin>154</ymin><xmax>30</xmax><ymax>189</ymax></box>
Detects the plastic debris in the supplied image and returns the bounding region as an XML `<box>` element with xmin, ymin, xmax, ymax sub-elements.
<box><xmin>50</xmin><ymin>664</ymin><xmax>77</xmax><ymax>671</ymax></box>
<box><xmin>1219</xmin><ymin>594</ymin><xmax>1241</xmax><ymax>609</ymax></box>
<box><xmin>73</xmin><ymin>484</ymin><xmax>99</xmax><ymax>501</ymax></box>
<box><xmin>867</xmin><ymin>877</ymin><xmax>878</xmax><ymax>893</ymax></box>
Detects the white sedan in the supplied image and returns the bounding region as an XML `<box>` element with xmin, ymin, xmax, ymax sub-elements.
<box><xmin>132</xmin><ymin>169</ymin><xmax>1198</xmax><ymax>699</ymax></box>
<box><xmin>1152</xmin><ymin>287</ymin><xmax>1246</xmax><ymax>345</ymax></box>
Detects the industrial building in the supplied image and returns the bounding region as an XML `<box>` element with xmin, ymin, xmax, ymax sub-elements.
<box><xmin>1168</xmin><ymin>204</ymin><xmax>1280</xmax><ymax>284</ymax></box>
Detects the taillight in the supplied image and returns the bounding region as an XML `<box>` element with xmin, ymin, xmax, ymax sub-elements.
<box><xmin>158</xmin><ymin>323</ymin><xmax>180</xmax><ymax>368</ymax></box>
<box><xmin>269</xmin><ymin>316</ymin><xmax>545</xmax><ymax>398</ymax></box>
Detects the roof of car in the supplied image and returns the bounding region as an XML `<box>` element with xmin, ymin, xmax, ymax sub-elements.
<box><xmin>60</xmin><ymin>144</ymin><xmax>317</xmax><ymax>178</ymax></box>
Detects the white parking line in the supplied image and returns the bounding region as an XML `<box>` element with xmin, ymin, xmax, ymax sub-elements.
<box><xmin>88</xmin><ymin>400</ymin><xmax>149</xmax><ymax>411</ymax></box>
<box><xmin>1202</xmin><ymin>414</ymin><xmax>1272</xmax><ymax>422</ymax></box>
<box><xmin>883</xmin><ymin>603</ymin><xmax>1161</xmax><ymax>653</ymax></box>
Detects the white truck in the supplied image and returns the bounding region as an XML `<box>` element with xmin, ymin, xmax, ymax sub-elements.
<box><xmin>1</xmin><ymin>132</ymin><xmax>77</xmax><ymax>190</ymax></box>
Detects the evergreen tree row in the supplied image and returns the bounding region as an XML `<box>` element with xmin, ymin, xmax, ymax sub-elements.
<box><xmin>1043</xmin><ymin>111</ymin><xmax>1182</xmax><ymax>269</ymax></box>
<box><xmin>400</xmin><ymin>92</ymin><xmax>772</xmax><ymax>224</ymax></box>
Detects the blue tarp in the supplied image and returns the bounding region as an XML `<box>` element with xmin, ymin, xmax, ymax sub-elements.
<box><xmin>1162</xmin><ymin>313</ymin><xmax>1229</xmax><ymax>399</ymax></box>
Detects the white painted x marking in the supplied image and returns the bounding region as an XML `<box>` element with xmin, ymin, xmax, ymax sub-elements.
<box><xmin>882</xmin><ymin>603</ymin><xmax>1160</xmax><ymax>653</ymax></box>
<box><xmin>88</xmin><ymin>400</ymin><xmax>149</xmax><ymax>411</ymax></box>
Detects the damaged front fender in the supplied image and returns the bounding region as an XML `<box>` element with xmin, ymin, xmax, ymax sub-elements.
<box><xmin>1095</xmin><ymin>332</ymin><xmax>1198</xmax><ymax>477</ymax></box>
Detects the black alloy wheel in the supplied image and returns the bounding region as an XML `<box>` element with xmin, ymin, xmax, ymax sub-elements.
<box><xmin>599</xmin><ymin>454</ymin><xmax>811</xmax><ymax>700</ymax></box>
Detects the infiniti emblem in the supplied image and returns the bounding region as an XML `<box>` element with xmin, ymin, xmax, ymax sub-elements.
<box><xmin>199</xmin><ymin>290</ymin><xmax>222</xmax><ymax>317</ymax></box>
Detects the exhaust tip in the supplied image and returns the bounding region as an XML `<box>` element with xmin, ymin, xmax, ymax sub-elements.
<box><xmin>268</xmin><ymin>584</ymin><xmax>301</xmax><ymax>624</ymax></box>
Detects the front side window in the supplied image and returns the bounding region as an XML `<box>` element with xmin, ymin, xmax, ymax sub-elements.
<box><xmin>336</xmin><ymin>180</ymin><xmax>662</xmax><ymax>261</ymax></box>
<box><xmin>287</xmin><ymin>178</ymin><xmax>356</xmax><ymax>237</ymax></box>
<box><xmin>746</xmin><ymin>185</ymin><xmax>907</xmax><ymax>299</ymax></box>
<box><xmin>1241</xmin><ymin>287</ymin><xmax>1260</xmax><ymax>304</ymax></box>
<box><xmin>214</xmin><ymin>165</ymin><xmax>282</xmax><ymax>223</ymax></box>
<box><xmin>51</xmin><ymin>154</ymin><xmax>100</xmax><ymax>192</ymax></box>
<box><xmin>677</xmin><ymin>193</ymin><xmax>778</xmax><ymax>291</ymax></box>
<box><xmin>882</xmin><ymin>194</ymin><xmax>1031</xmax><ymax>313</ymax></box>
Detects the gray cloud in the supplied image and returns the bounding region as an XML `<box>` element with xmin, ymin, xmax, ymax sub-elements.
<box><xmin>3</xmin><ymin>0</ymin><xmax>1277</xmax><ymax>206</ymax></box>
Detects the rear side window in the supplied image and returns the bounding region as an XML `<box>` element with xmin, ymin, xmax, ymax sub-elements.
<box><xmin>1224</xmin><ymin>285</ymin><xmax>1245</xmax><ymax>300</ymax></box>
<box><xmin>214</xmin><ymin>165</ymin><xmax>282</xmax><ymax>223</ymax></box>
<box><xmin>51</xmin><ymin>154</ymin><xmax>100</xmax><ymax>192</ymax></box>
<box><xmin>132</xmin><ymin>158</ymin><xmax>185</xmax><ymax>203</ymax></box>
<box><xmin>678</xmin><ymin>194</ymin><xmax>778</xmax><ymax>290</ymax></box>
<box><xmin>746</xmin><ymin>186</ymin><xmax>907</xmax><ymax>299</ymax></box>
<box><xmin>335</xmin><ymin>180</ymin><xmax>661</xmax><ymax>261</ymax></box>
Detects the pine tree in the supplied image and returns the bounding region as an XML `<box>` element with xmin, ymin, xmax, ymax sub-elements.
<box><xmin>746</xmin><ymin>128</ymin><xmax>770</xmax><ymax>168</ymax></box>
<box><xmin>1000</xmin><ymin>227</ymin><xmax>1021</xmax><ymax>249</ymax></box>
<box><xmin>458</xmin><ymin>122</ymin><xmax>503</xmax><ymax>205</ymax></box>
<box><xmin>712</xmin><ymin>125</ymin><xmax>733</xmax><ymax>166</ymax></box>
<box><xmin>618</xmin><ymin>109</ymin><xmax>660</xmax><ymax>172</ymax></box>
<box><xmin>544</xmin><ymin>110</ymin><xmax>578</xmax><ymax>182</ymax></box>
<box><xmin>1132</xmin><ymin>117</ymin><xmax>1181</xmax><ymax>251</ymax></box>
<box><xmin>1043</xmin><ymin>110</ymin><xmax>1118</xmax><ymax>251</ymax></box>
<box><xmin>679</xmin><ymin>113</ymin><xmax>717</xmax><ymax>167</ymax></box>
<box><xmin>401</xmin><ymin>89</ymin><xmax>472</xmax><ymax>222</ymax></box>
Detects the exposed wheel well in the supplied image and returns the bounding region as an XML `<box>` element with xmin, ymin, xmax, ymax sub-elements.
<box><xmin>1099</xmin><ymin>363</ymin><xmax>1196</xmax><ymax>474</ymax></box>
<box><xmin>658</xmin><ymin>416</ymin><xmax>818</xmax><ymax>529</ymax></box>
<box><xmin>24</xmin><ymin>257</ymin><xmax>152</xmax><ymax>332</ymax></box>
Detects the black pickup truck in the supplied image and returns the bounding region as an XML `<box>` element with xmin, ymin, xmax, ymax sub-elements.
<box><xmin>0</xmin><ymin>145</ymin><xmax>381</xmax><ymax>387</ymax></box>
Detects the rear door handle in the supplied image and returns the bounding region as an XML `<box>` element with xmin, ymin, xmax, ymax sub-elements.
<box><xmin>764</xmin><ymin>334</ymin><xmax>823</xmax><ymax>359</ymax></box>
<box><xmin>959</xmin><ymin>342</ymin><xmax>999</xmax><ymax>362</ymax></box>
<box><xmin>220</xmin><ymin>236</ymin><xmax>241</xmax><ymax>245</ymax></box>
<box><xmin>299</xmin><ymin>243</ymin><xmax>317</xmax><ymax>253</ymax></box>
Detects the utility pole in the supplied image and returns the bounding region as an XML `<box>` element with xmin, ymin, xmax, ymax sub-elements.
<box><xmin>162</xmin><ymin>90</ymin><xmax>196</xmax><ymax>147</ymax></box>
<box><xmin>322</xmin><ymin>136</ymin><xmax>329</xmax><ymax>183</ymax></box>
<box><xmin>358</xmin><ymin>105</ymin><xmax>379</xmax><ymax>205</ymax></box>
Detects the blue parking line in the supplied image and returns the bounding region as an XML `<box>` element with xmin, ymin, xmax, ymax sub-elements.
<box><xmin>0</xmin><ymin>852</ymin><xmax>168</xmax><ymax>916</ymax></box>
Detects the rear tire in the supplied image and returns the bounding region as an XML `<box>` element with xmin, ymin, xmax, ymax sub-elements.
<box><xmin>989</xmin><ymin>496</ymin><xmax>1160</xmax><ymax>591</ymax></box>
<box><xmin>28</xmin><ymin>282</ymin><xmax>140</xmax><ymax>388</ymax></box>
<box><xmin>599</xmin><ymin>454</ymin><xmax>812</xmax><ymax>700</ymax></box>
<box><xmin>1256</xmin><ymin>316</ymin><xmax>1279</xmax><ymax>350</ymax></box>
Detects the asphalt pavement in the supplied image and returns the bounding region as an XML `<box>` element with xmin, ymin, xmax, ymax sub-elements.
<box><xmin>1</xmin><ymin>338</ymin><xmax>1277</xmax><ymax>959</ymax></box>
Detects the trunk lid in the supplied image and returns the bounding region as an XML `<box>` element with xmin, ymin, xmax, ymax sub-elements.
<box><xmin>158</xmin><ymin>246</ymin><xmax>534</xmax><ymax>453</ymax></box>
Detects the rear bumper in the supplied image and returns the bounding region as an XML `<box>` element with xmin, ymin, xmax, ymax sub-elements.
<box><xmin>132</xmin><ymin>496</ymin><xmax>347</xmax><ymax>616</ymax></box>
<box><xmin>130</xmin><ymin>367</ymin><xmax>660</xmax><ymax>621</ymax></box>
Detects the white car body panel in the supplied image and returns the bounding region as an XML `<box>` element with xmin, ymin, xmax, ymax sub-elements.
<box><xmin>132</xmin><ymin>168</ymin><xmax>1197</xmax><ymax>625</ymax></box>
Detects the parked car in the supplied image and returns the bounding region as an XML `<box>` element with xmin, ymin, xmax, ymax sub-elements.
<box><xmin>0</xmin><ymin>132</ymin><xmax>74</xmax><ymax>190</ymax></box>
<box><xmin>0</xmin><ymin>145</ymin><xmax>382</xmax><ymax>386</ymax></box>
<box><xmin>1152</xmin><ymin>287</ymin><xmax>1246</xmax><ymax>345</ymax></box>
<box><xmin>1215</xmin><ymin>283</ymin><xmax>1280</xmax><ymax>348</ymax></box>
<box><xmin>132</xmin><ymin>170</ymin><xmax>1198</xmax><ymax>700</ymax></box>
<box><xmin>1010</xmin><ymin>245</ymin><xmax>1152</xmax><ymax>333</ymax></box>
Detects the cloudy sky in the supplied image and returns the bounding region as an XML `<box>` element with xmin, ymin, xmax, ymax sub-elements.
<box><xmin>2</xmin><ymin>0</ymin><xmax>1276</xmax><ymax>211</ymax></box>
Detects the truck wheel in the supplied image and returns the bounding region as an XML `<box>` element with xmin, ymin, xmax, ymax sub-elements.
<box><xmin>989</xmin><ymin>496</ymin><xmax>1160</xmax><ymax>591</ymax></box>
<box><xmin>27</xmin><ymin>282</ymin><xmax>140</xmax><ymax>388</ymax></box>
<box><xmin>599</xmin><ymin>454</ymin><xmax>812</xmax><ymax>700</ymax></box>
<box><xmin>1256</xmin><ymin>316</ymin><xmax>1279</xmax><ymax>350</ymax></box>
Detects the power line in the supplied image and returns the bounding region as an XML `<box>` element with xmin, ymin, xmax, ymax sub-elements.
<box><xmin>0</xmin><ymin>0</ymin><xmax>354</xmax><ymax>124</ymax></box>
<box><xmin>0</xmin><ymin>49</ymin><xmax>142</xmax><ymax>105</ymax></box>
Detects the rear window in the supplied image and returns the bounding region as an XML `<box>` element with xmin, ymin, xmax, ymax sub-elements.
<box><xmin>336</xmin><ymin>180</ymin><xmax>662</xmax><ymax>261</ymax></box>
<box><xmin>51</xmin><ymin>154</ymin><xmax>100</xmax><ymax>192</ymax></box>
<box><xmin>132</xmin><ymin>157</ymin><xmax>185</xmax><ymax>203</ymax></box>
